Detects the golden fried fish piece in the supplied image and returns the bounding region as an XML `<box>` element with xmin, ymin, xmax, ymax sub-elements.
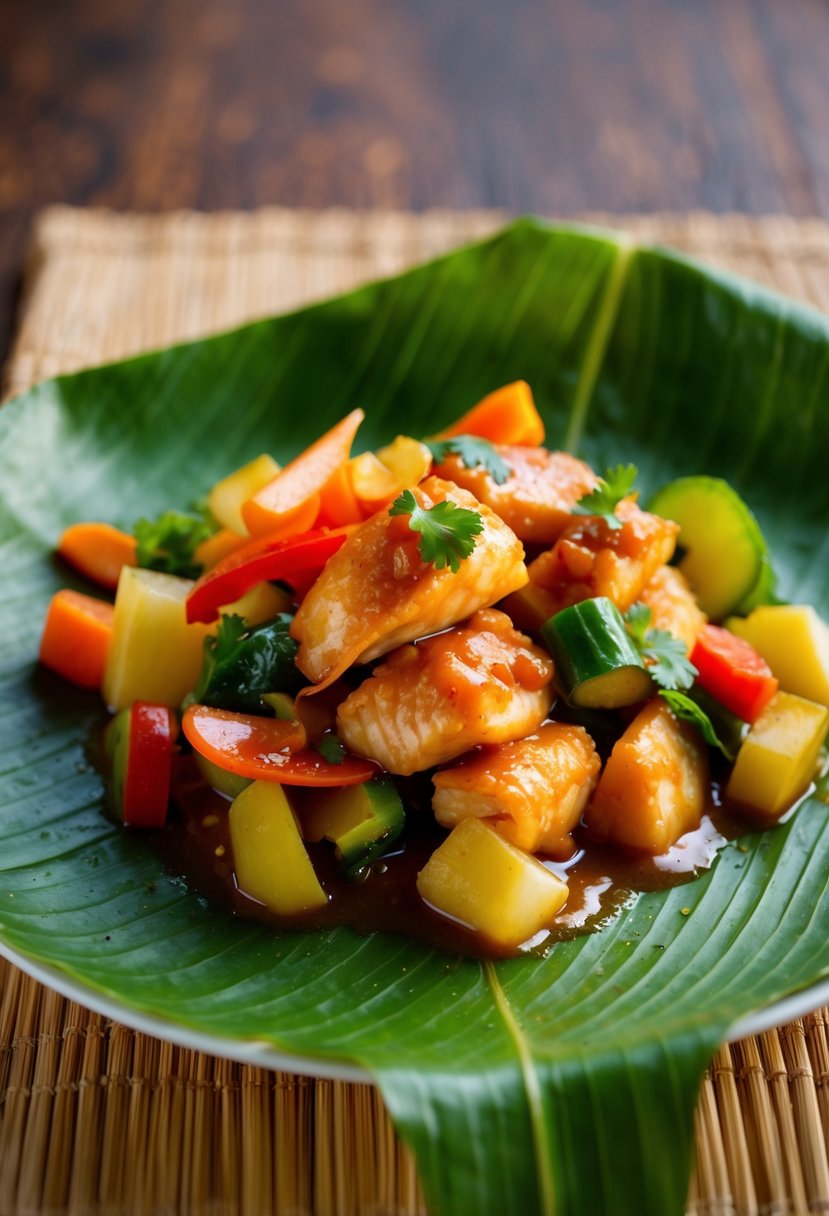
<box><xmin>433</xmin><ymin>445</ymin><xmax>598</xmax><ymax>544</ymax></box>
<box><xmin>291</xmin><ymin>477</ymin><xmax>528</xmax><ymax>686</ymax></box>
<box><xmin>432</xmin><ymin>723</ymin><xmax>600</xmax><ymax>858</ymax></box>
<box><xmin>639</xmin><ymin>565</ymin><xmax>706</xmax><ymax>652</ymax></box>
<box><xmin>336</xmin><ymin>609</ymin><xmax>554</xmax><ymax>776</ymax></box>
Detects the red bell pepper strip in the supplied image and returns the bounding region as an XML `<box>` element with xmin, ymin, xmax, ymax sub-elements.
<box><xmin>124</xmin><ymin>702</ymin><xmax>176</xmax><ymax>827</ymax></box>
<box><xmin>182</xmin><ymin>704</ymin><xmax>378</xmax><ymax>787</ymax></box>
<box><xmin>690</xmin><ymin>624</ymin><xmax>779</xmax><ymax>723</ymax></box>
<box><xmin>185</xmin><ymin>525</ymin><xmax>356</xmax><ymax>624</ymax></box>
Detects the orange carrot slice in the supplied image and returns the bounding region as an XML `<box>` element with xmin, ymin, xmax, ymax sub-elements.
<box><xmin>39</xmin><ymin>589</ymin><xmax>114</xmax><ymax>689</ymax></box>
<box><xmin>436</xmin><ymin>382</ymin><xmax>545</xmax><ymax>446</ymax></box>
<box><xmin>241</xmin><ymin>408</ymin><xmax>364</xmax><ymax>536</ymax></box>
<box><xmin>57</xmin><ymin>522</ymin><xmax>137</xmax><ymax>591</ymax></box>
<box><xmin>317</xmin><ymin>463</ymin><xmax>365</xmax><ymax>526</ymax></box>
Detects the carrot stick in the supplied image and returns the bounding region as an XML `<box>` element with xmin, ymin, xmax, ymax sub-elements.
<box><xmin>436</xmin><ymin>382</ymin><xmax>545</xmax><ymax>446</ymax></box>
<box><xmin>317</xmin><ymin>463</ymin><xmax>365</xmax><ymax>526</ymax></box>
<box><xmin>58</xmin><ymin>522</ymin><xmax>137</xmax><ymax>590</ymax></box>
<box><xmin>241</xmin><ymin>409</ymin><xmax>364</xmax><ymax>536</ymax></box>
<box><xmin>39</xmin><ymin>589</ymin><xmax>114</xmax><ymax>689</ymax></box>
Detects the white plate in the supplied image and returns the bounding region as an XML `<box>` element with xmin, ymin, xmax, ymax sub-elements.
<box><xmin>3</xmin><ymin>939</ymin><xmax>828</xmax><ymax>1081</ymax></box>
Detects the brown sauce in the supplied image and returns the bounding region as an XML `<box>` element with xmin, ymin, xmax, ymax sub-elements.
<box><xmin>142</xmin><ymin>753</ymin><xmax>748</xmax><ymax>960</ymax></box>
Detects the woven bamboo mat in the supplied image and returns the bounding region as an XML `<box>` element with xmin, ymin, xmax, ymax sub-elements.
<box><xmin>2</xmin><ymin>206</ymin><xmax>829</xmax><ymax>1216</ymax></box>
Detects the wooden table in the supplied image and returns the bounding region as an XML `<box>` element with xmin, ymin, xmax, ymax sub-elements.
<box><xmin>3</xmin><ymin>0</ymin><xmax>829</xmax><ymax>365</ymax></box>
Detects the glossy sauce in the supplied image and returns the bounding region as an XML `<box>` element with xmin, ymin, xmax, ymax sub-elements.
<box><xmin>144</xmin><ymin>752</ymin><xmax>746</xmax><ymax>960</ymax></box>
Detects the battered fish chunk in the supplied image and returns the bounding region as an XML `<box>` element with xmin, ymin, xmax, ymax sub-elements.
<box><xmin>506</xmin><ymin>497</ymin><xmax>679</xmax><ymax>629</ymax></box>
<box><xmin>432</xmin><ymin>445</ymin><xmax>598</xmax><ymax>545</ymax></box>
<box><xmin>291</xmin><ymin>477</ymin><xmax>528</xmax><ymax>685</ymax></box>
<box><xmin>336</xmin><ymin>609</ymin><xmax>554</xmax><ymax>775</ymax></box>
<box><xmin>432</xmin><ymin>723</ymin><xmax>600</xmax><ymax>858</ymax></box>
<box><xmin>639</xmin><ymin>565</ymin><xmax>706</xmax><ymax>652</ymax></box>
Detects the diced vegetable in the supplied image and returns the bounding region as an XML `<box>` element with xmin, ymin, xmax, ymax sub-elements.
<box><xmin>193</xmin><ymin>528</ymin><xmax>246</xmax><ymax>571</ymax></box>
<box><xmin>434</xmin><ymin>381</ymin><xmax>545</xmax><ymax>446</ymax></box>
<box><xmin>207</xmin><ymin>454</ymin><xmax>280</xmax><ymax>535</ymax></box>
<box><xmin>229</xmin><ymin>781</ymin><xmax>328</xmax><ymax>913</ymax></box>
<box><xmin>542</xmin><ymin>598</ymin><xmax>653</xmax><ymax>708</ymax></box>
<box><xmin>193</xmin><ymin>752</ymin><xmax>252</xmax><ymax>800</ymax></box>
<box><xmin>185</xmin><ymin>526</ymin><xmax>354</xmax><ymax>625</ymax></box>
<box><xmin>725</xmin><ymin>691</ymin><xmax>829</xmax><ymax>820</ymax></box>
<box><xmin>102</xmin><ymin>567</ymin><xmax>213</xmax><ymax>710</ymax></box>
<box><xmin>301</xmin><ymin>776</ymin><xmax>405</xmax><ymax>879</ymax></box>
<box><xmin>241</xmin><ymin>409</ymin><xmax>364</xmax><ymax>536</ymax></box>
<box><xmin>585</xmin><ymin>698</ymin><xmax>708</xmax><ymax>853</ymax></box>
<box><xmin>349</xmin><ymin>436</ymin><xmax>432</xmax><ymax>510</ymax></box>
<box><xmin>432</xmin><ymin>723</ymin><xmax>600</xmax><ymax>856</ymax></box>
<box><xmin>57</xmin><ymin>522</ymin><xmax>137</xmax><ymax>590</ymax></box>
<box><xmin>182</xmin><ymin>704</ymin><xmax>377</xmax><ymax>786</ymax></box>
<box><xmin>316</xmin><ymin>464</ymin><xmax>364</xmax><ymax>526</ymax></box>
<box><xmin>221</xmin><ymin>580</ymin><xmax>293</xmax><ymax>627</ymax></box>
<box><xmin>416</xmin><ymin>818</ymin><xmax>568</xmax><ymax>950</ymax></box>
<box><xmin>105</xmin><ymin>702</ymin><xmax>174</xmax><ymax>828</ymax></box>
<box><xmin>725</xmin><ymin>605</ymin><xmax>829</xmax><ymax>708</ymax></box>
<box><xmin>194</xmin><ymin>613</ymin><xmax>304</xmax><ymax>713</ymax></box>
<box><xmin>647</xmin><ymin>476</ymin><xmax>770</xmax><ymax>619</ymax></box>
<box><xmin>690</xmin><ymin>624</ymin><xmax>778</xmax><ymax>724</ymax></box>
<box><xmin>39</xmin><ymin>589</ymin><xmax>114</xmax><ymax>690</ymax></box>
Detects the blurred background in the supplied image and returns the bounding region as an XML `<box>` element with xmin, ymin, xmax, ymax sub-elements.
<box><xmin>3</xmin><ymin>0</ymin><xmax>829</xmax><ymax>359</ymax></box>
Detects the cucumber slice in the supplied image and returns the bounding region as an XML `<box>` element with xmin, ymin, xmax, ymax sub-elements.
<box><xmin>301</xmin><ymin>777</ymin><xmax>405</xmax><ymax>880</ymax></box>
<box><xmin>105</xmin><ymin>708</ymin><xmax>131</xmax><ymax>819</ymax></box>
<box><xmin>541</xmin><ymin>597</ymin><xmax>653</xmax><ymax>708</ymax></box>
<box><xmin>647</xmin><ymin>476</ymin><xmax>771</xmax><ymax>620</ymax></box>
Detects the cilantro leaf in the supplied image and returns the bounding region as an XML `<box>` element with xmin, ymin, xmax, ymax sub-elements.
<box><xmin>134</xmin><ymin>507</ymin><xmax>217</xmax><ymax>579</ymax></box>
<box><xmin>573</xmin><ymin>463</ymin><xmax>638</xmax><ymax>530</ymax></box>
<box><xmin>624</xmin><ymin>602</ymin><xmax>698</xmax><ymax>691</ymax></box>
<box><xmin>389</xmin><ymin>489</ymin><xmax>484</xmax><ymax>573</ymax></box>
<box><xmin>426</xmin><ymin>435</ymin><xmax>511</xmax><ymax>486</ymax></box>
<box><xmin>659</xmin><ymin>691</ymin><xmax>734</xmax><ymax>759</ymax></box>
<box><xmin>315</xmin><ymin>734</ymin><xmax>346</xmax><ymax>765</ymax></box>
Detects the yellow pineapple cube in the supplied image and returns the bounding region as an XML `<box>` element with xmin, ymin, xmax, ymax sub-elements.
<box><xmin>726</xmin><ymin>605</ymin><xmax>829</xmax><ymax>707</ymax></box>
<box><xmin>416</xmin><ymin>818</ymin><xmax>568</xmax><ymax>949</ymax></box>
<box><xmin>726</xmin><ymin>691</ymin><xmax>829</xmax><ymax>820</ymax></box>
<box><xmin>222</xmin><ymin>581</ymin><xmax>292</xmax><ymax>626</ymax></box>
<box><xmin>102</xmin><ymin>567</ymin><xmax>213</xmax><ymax>710</ymax></box>
<box><xmin>229</xmin><ymin>781</ymin><xmax>327</xmax><ymax>914</ymax></box>
<box><xmin>207</xmin><ymin>454</ymin><xmax>280</xmax><ymax>535</ymax></box>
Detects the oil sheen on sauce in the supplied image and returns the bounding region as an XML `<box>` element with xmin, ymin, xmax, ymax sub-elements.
<box><xmin>146</xmin><ymin>753</ymin><xmax>744</xmax><ymax>960</ymax></box>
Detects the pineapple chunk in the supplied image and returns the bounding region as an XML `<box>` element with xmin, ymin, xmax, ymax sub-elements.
<box><xmin>585</xmin><ymin>698</ymin><xmax>708</xmax><ymax>853</ymax></box>
<box><xmin>207</xmin><ymin>454</ymin><xmax>280</xmax><ymax>535</ymax></box>
<box><xmin>726</xmin><ymin>605</ymin><xmax>829</xmax><ymax>708</ymax></box>
<box><xmin>229</xmin><ymin>781</ymin><xmax>327</xmax><ymax>913</ymax></box>
<box><xmin>416</xmin><ymin>818</ymin><xmax>568</xmax><ymax>949</ymax></box>
<box><xmin>223</xmin><ymin>581</ymin><xmax>292</xmax><ymax>626</ymax></box>
<box><xmin>725</xmin><ymin>691</ymin><xmax>829</xmax><ymax>820</ymax></box>
<box><xmin>102</xmin><ymin>567</ymin><xmax>212</xmax><ymax>710</ymax></box>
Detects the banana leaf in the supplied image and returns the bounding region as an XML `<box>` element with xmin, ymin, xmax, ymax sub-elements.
<box><xmin>1</xmin><ymin>218</ymin><xmax>828</xmax><ymax>1216</ymax></box>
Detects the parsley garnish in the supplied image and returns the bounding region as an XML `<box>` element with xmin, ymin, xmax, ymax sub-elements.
<box><xmin>573</xmin><ymin>463</ymin><xmax>638</xmax><ymax>530</ymax></box>
<box><xmin>426</xmin><ymin>435</ymin><xmax>511</xmax><ymax>486</ymax></box>
<box><xmin>315</xmin><ymin>734</ymin><xmax>346</xmax><ymax>765</ymax></box>
<box><xmin>134</xmin><ymin>506</ymin><xmax>217</xmax><ymax>579</ymax></box>
<box><xmin>624</xmin><ymin>603</ymin><xmax>698</xmax><ymax>691</ymax></box>
<box><xmin>659</xmin><ymin>691</ymin><xmax>734</xmax><ymax>759</ymax></box>
<box><xmin>389</xmin><ymin>489</ymin><xmax>484</xmax><ymax>574</ymax></box>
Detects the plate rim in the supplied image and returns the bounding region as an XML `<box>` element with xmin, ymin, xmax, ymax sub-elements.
<box><xmin>3</xmin><ymin>939</ymin><xmax>828</xmax><ymax>1082</ymax></box>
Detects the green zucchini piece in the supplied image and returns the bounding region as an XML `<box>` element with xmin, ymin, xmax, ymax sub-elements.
<box><xmin>194</xmin><ymin>752</ymin><xmax>253</xmax><ymax>801</ymax></box>
<box><xmin>542</xmin><ymin>597</ymin><xmax>654</xmax><ymax>708</ymax></box>
<box><xmin>105</xmin><ymin>708</ymin><xmax>131</xmax><ymax>821</ymax></box>
<box><xmin>302</xmin><ymin>777</ymin><xmax>405</xmax><ymax>880</ymax></box>
<box><xmin>647</xmin><ymin>476</ymin><xmax>773</xmax><ymax>620</ymax></box>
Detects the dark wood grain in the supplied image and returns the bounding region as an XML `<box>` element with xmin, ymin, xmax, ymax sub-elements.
<box><xmin>2</xmin><ymin>0</ymin><xmax>829</xmax><ymax>366</ymax></box>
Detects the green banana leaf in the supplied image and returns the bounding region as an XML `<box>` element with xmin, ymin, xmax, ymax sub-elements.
<box><xmin>2</xmin><ymin>218</ymin><xmax>828</xmax><ymax>1216</ymax></box>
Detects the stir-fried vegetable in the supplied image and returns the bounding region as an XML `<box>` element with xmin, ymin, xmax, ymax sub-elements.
<box><xmin>40</xmin><ymin>393</ymin><xmax>829</xmax><ymax>957</ymax></box>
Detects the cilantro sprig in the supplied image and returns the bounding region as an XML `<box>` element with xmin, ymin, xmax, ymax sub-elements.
<box><xmin>658</xmin><ymin>691</ymin><xmax>735</xmax><ymax>759</ymax></box>
<box><xmin>134</xmin><ymin>505</ymin><xmax>218</xmax><ymax>579</ymax></box>
<box><xmin>426</xmin><ymin>435</ymin><xmax>511</xmax><ymax>486</ymax></box>
<box><xmin>390</xmin><ymin>489</ymin><xmax>484</xmax><ymax>574</ymax></box>
<box><xmin>573</xmin><ymin>463</ymin><xmax>638</xmax><ymax>530</ymax></box>
<box><xmin>624</xmin><ymin>602</ymin><xmax>698</xmax><ymax>691</ymax></box>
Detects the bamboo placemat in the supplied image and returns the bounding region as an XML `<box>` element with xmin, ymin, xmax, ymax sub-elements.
<box><xmin>2</xmin><ymin>206</ymin><xmax>829</xmax><ymax>1216</ymax></box>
